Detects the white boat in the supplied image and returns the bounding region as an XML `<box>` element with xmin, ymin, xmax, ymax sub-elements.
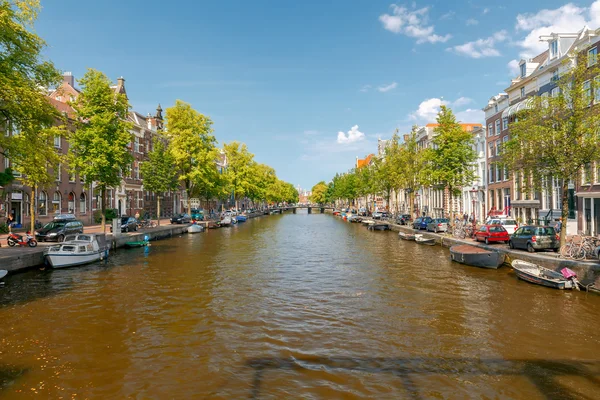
<box><xmin>188</xmin><ymin>224</ymin><xmax>204</xmax><ymax>233</ymax></box>
<box><xmin>44</xmin><ymin>234</ymin><xmax>109</xmax><ymax>269</ymax></box>
<box><xmin>221</xmin><ymin>216</ymin><xmax>233</xmax><ymax>226</ymax></box>
<box><xmin>0</xmin><ymin>270</ymin><xmax>7</xmax><ymax>280</ymax></box>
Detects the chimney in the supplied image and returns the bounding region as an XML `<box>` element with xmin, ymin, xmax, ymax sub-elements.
<box><xmin>117</xmin><ymin>76</ymin><xmax>125</xmax><ymax>86</ymax></box>
<box><xmin>63</xmin><ymin>72</ymin><xmax>74</xmax><ymax>87</ymax></box>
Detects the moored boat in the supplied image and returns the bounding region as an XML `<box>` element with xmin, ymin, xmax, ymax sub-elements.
<box><xmin>368</xmin><ymin>223</ymin><xmax>390</xmax><ymax>231</ymax></box>
<box><xmin>44</xmin><ymin>234</ymin><xmax>109</xmax><ymax>269</ymax></box>
<box><xmin>221</xmin><ymin>216</ymin><xmax>233</xmax><ymax>226</ymax></box>
<box><xmin>236</xmin><ymin>215</ymin><xmax>247</xmax><ymax>222</ymax></box>
<box><xmin>124</xmin><ymin>240</ymin><xmax>149</xmax><ymax>248</ymax></box>
<box><xmin>0</xmin><ymin>270</ymin><xmax>7</xmax><ymax>280</ymax></box>
<box><xmin>188</xmin><ymin>224</ymin><xmax>204</xmax><ymax>233</ymax></box>
<box><xmin>511</xmin><ymin>260</ymin><xmax>574</xmax><ymax>290</ymax></box>
<box><xmin>361</xmin><ymin>219</ymin><xmax>375</xmax><ymax>226</ymax></box>
<box><xmin>398</xmin><ymin>232</ymin><xmax>416</xmax><ymax>240</ymax></box>
<box><xmin>449</xmin><ymin>244</ymin><xmax>505</xmax><ymax>269</ymax></box>
<box><xmin>415</xmin><ymin>235</ymin><xmax>436</xmax><ymax>245</ymax></box>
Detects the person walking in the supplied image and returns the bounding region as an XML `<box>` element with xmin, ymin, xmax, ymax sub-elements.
<box><xmin>555</xmin><ymin>219</ymin><xmax>562</xmax><ymax>234</ymax></box>
<box><xmin>6</xmin><ymin>213</ymin><xmax>14</xmax><ymax>233</ymax></box>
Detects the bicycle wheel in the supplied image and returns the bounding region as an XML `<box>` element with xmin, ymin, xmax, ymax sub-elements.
<box><xmin>569</xmin><ymin>246</ymin><xmax>586</xmax><ymax>261</ymax></box>
<box><xmin>559</xmin><ymin>244</ymin><xmax>571</xmax><ymax>258</ymax></box>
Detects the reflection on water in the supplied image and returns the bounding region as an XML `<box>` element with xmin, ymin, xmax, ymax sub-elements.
<box><xmin>1</xmin><ymin>211</ymin><xmax>599</xmax><ymax>399</ymax></box>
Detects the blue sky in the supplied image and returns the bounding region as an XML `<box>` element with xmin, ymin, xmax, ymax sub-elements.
<box><xmin>35</xmin><ymin>0</ymin><xmax>600</xmax><ymax>189</ymax></box>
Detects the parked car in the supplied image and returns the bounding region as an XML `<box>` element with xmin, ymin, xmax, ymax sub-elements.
<box><xmin>372</xmin><ymin>211</ymin><xmax>382</xmax><ymax>220</ymax></box>
<box><xmin>190</xmin><ymin>208</ymin><xmax>204</xmax><ymax>221</ymax></box>
<box><xmin>380</xmin><ymin>211</ymin><xmax>391</xmax><ymax>219</ymax></box>
<box><xmin>413</xmin><ymin>216</ymin><xmax>432</xmax><ymax>230</ymax></box>
<box><xmin>110</xmin><ymin>216</ymin><xmax>138</xmax><ymax>233</ymax></box>
<box><xmin>427</xmin><ymin>218</ymin><xmax>449</xmax><ymax>233</ymax></box>
<box><xmin>475</xmin><ymin>224</ymin><xmax>510</xmax><ymax>244</ymax></box>
<box><xmin>35</xmin><ymin>218</ymin><xmax>84</xmax><ymax>242</ymax></box>
<box><xmin>170</xmin><ymin>213</ymin><xmax>191</xmax><ymax>224</ymax></box>
<box><xmin>358</xmin><ymin>208</ymin><xmax>367</xmax><ymax>216</ymax></box>
<box><xmin>509</xmin><ymin>225</ymin><xmax>559</xmax><ymax>252</ymax></box>
<box><xmin>396</xmin><ymin>214</ymin><xmax>412</xmax><ymax>225</ymax></box>
<box><xmin>488</xmin><ymin>217</ymin><xmax>519</xmax><ymax>234</ymax></box>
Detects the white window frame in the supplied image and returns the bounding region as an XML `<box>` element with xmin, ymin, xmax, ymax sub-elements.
<box><xmin>495</xmin><ymin>120</ymin><xmax>501</xmax><ymax>136</ymax></box>
<box><xmin>487</xmin><ymin>124</ymin><xmax>493</xmax><ymax>137</ymax></box>
<box><xmin>583</xmin><ymin>80</ymin><xmax>591</xmax><ymax>104</ymax></box>
<box><xmin>589</xmin><ymin>47</ymin><xmax>597</xmax><ymax>67</ymax></box>
<box><xmin>551</xmin><ymin>87</ymin><xmax>560</xmax><ymax>98</ymax></box>
<box><xmin>550</xmin><ymin>40</ymin><xmax>558</xmax><ymax>59</ymax></box>
<box><xmin>520</xmin><ymin>87</ymin><xmax>525</xmax><ymax>98</ymax></box>
<box><xmin>595</xmin><ymin>76</ymin><xmax>600</xmax><ymax>104</ymax></box>
<box><xmin>488</xmin><ymin>142</ymin><xmax>494</xmax><ymax>158</ymax></box>
<box><xmin>520</xmin><ymin>63</ymin><xmax>526</xmax><ymax>78</ymax></box>
<box><xmin>55</xmin><ymin>163</ymin><xmax>61</xmax><ymax>182</ymax></box>
<box><xmin>502</xmin><ymin>117</ymin><xmax>508</xmax><ymax>130</ymax></box>
<box><xmin>54</xmin><ymin>135</ymin><xmax>61</xmax><ymax>148</ymax></box>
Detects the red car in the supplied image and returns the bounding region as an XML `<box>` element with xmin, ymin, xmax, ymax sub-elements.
<box><xmin>475</xmin><ymin>224</ymin><xmax>510</xmax><ymax>244</ymax></box>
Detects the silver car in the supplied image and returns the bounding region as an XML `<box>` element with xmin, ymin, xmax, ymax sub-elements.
<box><xmin>426</xmin><ymin>218</ymin><xmax>449</xmax><ymax>233</ymax></box>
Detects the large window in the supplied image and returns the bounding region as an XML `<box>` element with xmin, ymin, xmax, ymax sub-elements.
<box><xmin>520</xmin><ymin>87</ymin><xmax>525</xmax><ymax>98</ymax></box>
<box><xmin>488</xmin><ymin>142</ymin><xmax>494</xmax><ymax>158</ymax></box>
<box><xmin>55</xmin><ymin>163</ymin><xmax>61</xmax><ymax>182</ymax></box>
<box><xmin>134</xmin><ymin>136</ymin><xmax>140</xmax><ymax>153</ymax></box>
<box><xmin>68</xmin><ymin>192</ymin><xmax>76</xmax><ymax>213</ymax></box>
<box><xmin>550</xmin><ymin>40</ymin><xmax>558</xmax><ymax>59</ymax></box>
<box><xmin>583</xmin><ymin>163</ymin><xmax>592</xmax><ymax>185</ymax></box>
<box><xmin>496</xmin><ymin>164</ymin><xmax>502</xmax><ymax>181</ymax></box>
<box><xmin>54</xmin><ymin>135</ymin><xmax>61</xmax><ymax>148</ymax></box>
<box><xmin>487</xmin><ymin>123</ymin><xmax>493</xmax><ymax>137</ymax></box>
<box><xmin>589</xmin><ymin>47</ymin><xmax>597</xmax><ymax>67</ymax></box>
<box><xmin>551</xmin><ymin>87</ymin><xmax>560</xmax><ymax>98</ymax></box>
<box><xmin>520</xmin><ymin>63</ymin><xmax>526</xmax><ymax>78</ymax></box>
<box><xmin>53</xmin><ymin>191</ymin><xmax>62</xmax><ymax>214</ymax></box>
<box><xmin>38</xmin><ymin>191</ymin><xmax>47</xmax><ymax>216</ymax></box>
<box><xmin>495</xmin><ymin>120</ymin><xmax>501</xmax><ymax>135</ymax></box>
<box><xmin>80</xmin><ymin>193</ymin><xmax>87</xmax><ymax>214</ymax></box>
<box><xmin>595</xmin><ymin>76</ymin><xmax>600</xmax><ymax>103</ymax></box>
<box><xmin>502</xmin><ymin>117</ymin><xmax>508</xmax><ymax>130</ymax></box>
<box><xmin>583</xmin><ymin>80</ymin><xmax>592</xmax><ymax>104</ymax></box>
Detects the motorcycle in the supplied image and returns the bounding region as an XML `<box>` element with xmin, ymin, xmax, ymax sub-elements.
<box><xmin>7</xmin><ymin>231</ymin><xmax>38</xmax><ymax>247</ymax></box>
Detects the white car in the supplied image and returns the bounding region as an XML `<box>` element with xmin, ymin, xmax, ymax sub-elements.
<box><xmin>489</xmin><ymin>218</ymin><xmax>518</xmax><ymax>234</ymax></box>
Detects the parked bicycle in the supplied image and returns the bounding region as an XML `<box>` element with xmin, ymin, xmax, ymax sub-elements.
<box><xmin>559</xmin><ymin>234</ymin><xmax>600</xmax><ymax>260</ymax></box>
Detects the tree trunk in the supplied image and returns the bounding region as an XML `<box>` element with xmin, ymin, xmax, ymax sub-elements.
<box><xmin>30</xmin><ymin>184</ymin><xmax>36</xmax><ymax>233</ymax></box>
<box><xmin>560</xmin><ymin>180</ymin><xmax>569</xmax><ymax>247</ymax></box>
<box><xmin>157</xmin><ymin>196</ymin><xmax>161</xmax><ymax>226</ymax></box>
<box><xmin>101</xmin><ymin>187</ymin><xmax>106</xmax><ymax>233</ymax></box>
<box><xmin>187</xmin><ymin>191</ymin><xmax>191</xmax><ymax>216</ymax></box>
<box><xmin>410</xmin><ymin>191</ymin><xmax>415</xmax><ymax>218</ymax></box>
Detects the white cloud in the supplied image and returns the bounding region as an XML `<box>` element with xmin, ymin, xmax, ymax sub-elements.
<box><xmin>379</xmin><ymin>5</ymin><xmax>451</xmax><ymax>44</ymax></box>
<box><xmin>482</xmin><ymin>8</ymin><xmax>490</xmax><ymax>15</ymax></box>
<box><xmin>359</xmin><ymin>84</ymin><xmax>372</xmax><ymax>93</ymax></box>
<box><xmin>410</xmin><ymin>98</ymin><xmax>448</xmax><ymax>121</ymax></box>
<box><xmin>378</xmin><ymin>82</ymin><xmax>398</xmax><ymax>92</ymax></box>
<box><xmin>447</xmin><ymin>30</ymin><xmax>508</xmax><ymax>58</ymax></box>
<box><xmin>453</xmin><ymin>97</ymin><xmax>472</xmax><ymax>107</ymax></box>
<box><xmin>507</xmin><ymin>59</ymin><xmax>520</xmax><ymax>76</ymax></box>
<box><xmin>440</xmin><ymin>11</ymin><xmax>455</xmax><ymax>20</ymax></box>
<box><xmin>514</xmin><ymin>1</ymin><xmax>600</xmax><ymax>59</ymax></box>
<box><xmin>337</xmin><ymin>125</ymin><xmax>366</xmax><ymax>144</ymax></box>
<box><xmin>409</xmin><ymin>97</ymin><xmax>480</xmax><ymax>122</ymax></box>
<box><xmin>455</xmin><ymin>108</ymin><xmax>485</xmax><ymax>124</ymax></box>
<box><xmin>466</xmin><ymin>18</ymin><xmax>479</xmax><ymax>26</ymax></box>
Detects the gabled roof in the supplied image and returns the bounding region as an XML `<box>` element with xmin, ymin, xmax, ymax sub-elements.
<box><xmin>357</xmin><ymin>154</ymin><xmax>373</xmax><ymax>168</ymax></box>
<box><xmin>47</xmin><ymin>97</ymin><xmax>75</xmax><ymax>117</ymax></box>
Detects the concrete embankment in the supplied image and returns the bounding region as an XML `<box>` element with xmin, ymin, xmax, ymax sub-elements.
<box><xmin>0</xmin><ymin>211</ymin><xmax>267</xmax><ymax>274</ymax></box>
<box><xmin>386</xmin><ymin>222</ymin><xmax>600</xmax><ymax>285</ymax></box>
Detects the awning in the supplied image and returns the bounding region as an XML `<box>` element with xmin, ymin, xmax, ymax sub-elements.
<box><xmin>501</xmin><ymin>98</ymin><xmax>533</xmax><ymax>119</ymax></box>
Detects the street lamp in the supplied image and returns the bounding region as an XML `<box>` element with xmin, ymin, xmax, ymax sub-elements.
<box><xmin>470</xmin><ymin>187</ymin><xmax>478</xmax><ymax>237</ymax></box>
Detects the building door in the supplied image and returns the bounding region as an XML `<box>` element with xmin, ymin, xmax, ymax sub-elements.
<box><xmin>584</xmin><ymin>198</ymin><xmax>591</xmax><ymax>235</ymax></box>
<box><xmin>10</xmin><ymin>201</ymin><xmax>22</xmax><ymax>225</ymax></box>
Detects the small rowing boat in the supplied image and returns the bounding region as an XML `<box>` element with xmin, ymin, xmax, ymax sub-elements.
<box><xmin>368</xmin><ymin>223</ymin><xmax>390</xmax><ymax>231</ymax></box>
<box><xmin>415</xmin><ymin>235</ymin><xmax>436</xmax><ymax>245</ymax></box>
<box><xmin>511</xmin><ymin>260</ymin><xmax>574</xmax><ymax>290</ymax></box>
<box><xmin>398</xmin><ymin>232</ymin><xmax>415</xmax><ymax>240</ymax></box>
<box><xmin>449</xmin><ymin>244</ymin><xmax>505</xmax><ymax>269</ymax></box>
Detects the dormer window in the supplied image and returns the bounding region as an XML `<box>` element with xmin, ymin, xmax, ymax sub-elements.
<box><xmin>588</xmin><ymin>47</ymin><xmax>597</xmax><ymax>67</ymax></box>
<box><xmin>494</xmin><ymin>104</ymin><xmax>498</xmax><ymax>113</ymax></box>
<box><xmin>550</xmin><ymin>40</ymin><xmax>558</xmax><ymax>59</ymax></box>
<box><xmin>520</xmin><ymin>87</ymin><xmax>525</xmax><ymax>98</ymax></box>
<box><xmin>552</xmin><ymin>69</ymin><xmax>559</xmax><ymax>82</ymax></box>
<box><xmin>520</xmin><ymin>63</ymin><xmax>526</xmax><ymax>78</ymax></box>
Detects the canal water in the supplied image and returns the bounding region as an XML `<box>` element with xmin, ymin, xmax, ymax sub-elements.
<box><xmin>1</xmin><ymin>212</ymin><xmax>599</xmax><ymax>399</ymax></box>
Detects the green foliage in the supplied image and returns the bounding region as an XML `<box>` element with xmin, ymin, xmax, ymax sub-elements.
<box><xmin>426</xmin><ymin>106</ymin><xmax>477</xmax><ymax>197</ymax></box>
<box><xmin>310</xmin><ymin>181</ymin><xmax>328</xmax><ymax>204</ymax></box>
<box><xmin>0</xmin><ymin>167</ymin><xmax>15</xmax><ymax>187</ymax></box>
<box><xmin>223</xmin><ymin>141</ymin><xmax>257</xmax><ymax>206</ymax></box>
<box><xmin>0</xmin><ymin>223</ymin><xmax>8</xmax><ymax>234</ymax></box>
<box><xmin>140</xmin><ymin>138</ymin><xmax>178</xmax><ymax>195</ymax></box>
<box><xmin>0</xmin><ymin>0</ymin><xmax>61</xmax><ymax>158</ymax></box>
<box><xmin>164</xmin><ymin>100</ymin><xmax>216</xmax><ymax>213</ymax></box>
<box><xmin>503</xmin><ymin>55</ymin><xmax>600</xmax><ymax>244</ymax></box>
<box><xmin>94</xmin><ymin>208</ymin><xmax>118</xmax><ymax>224</ymax></box>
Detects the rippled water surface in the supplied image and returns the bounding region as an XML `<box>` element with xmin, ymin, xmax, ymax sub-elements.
<box><xmin>1</xmin><ymin>212</ymin><xmax>600</xmax><ymax>399</ymax></box>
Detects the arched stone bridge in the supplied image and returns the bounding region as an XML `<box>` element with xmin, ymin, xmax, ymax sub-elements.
<box><xmin>271</xmin><ymin>205</ymin><xmax>335</xmax><ymax>214</ymax></box>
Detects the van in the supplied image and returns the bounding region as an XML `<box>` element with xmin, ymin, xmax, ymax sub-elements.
<box><xmin>35</xmin><ymin>219</ymin><xmax>84</xmax><ymax>242</ymax></box>
<box><xmin>488</xmin><ymin>217</ymin><xmax>518</xmax><ymax>234</ymax></box>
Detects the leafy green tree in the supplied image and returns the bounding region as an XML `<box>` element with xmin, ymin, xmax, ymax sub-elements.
<box><xmin>503</xmin><ymin>55</ymin><xmax>600</xmax><ymax>245</ymax></box>
<box><xmin>397</xmin><ymin>126</ymin><xmax>428</xmax><ymax>217</ymax></box>
<box><xmin>140</xmin><ymin>139</ymin><xmax>178</xmax><ymax>226</ymax></box>
<box><xmin>164</xmin><ymin>100</ymin><xmax>216</xmax><ymax>216</ymax></box>
<box><xmin>425</xmin><ymin>106</ymin><xmax>477</xmax><ymax>216</ymax></box>
<box><xmin>250</xmin><ymin>163</ymin><xmax>276</xmax><ymax>207</ymax></box>
<box><xmin>310</xmin><ymin>181</ymin><xmax>328</xmax><ymax>204</ymax></box>
<box><xmin>10</xmin><ymin>124</ymin><xmax>65</xmax><ymax>232</ymax></box>
<box><xmin>223</xmin><ymin>141</ymin><xmax>256</xmax><ymax>211</ymax></box>
<box><xmin>0</xmin><ymin>0</ymin><xmax>61</xmax><ymax>158</ymax></box>
<box><xmin>69</xmin><ymin>69</ymin><xmax>133</xmax><ymax>231</ymax></box>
